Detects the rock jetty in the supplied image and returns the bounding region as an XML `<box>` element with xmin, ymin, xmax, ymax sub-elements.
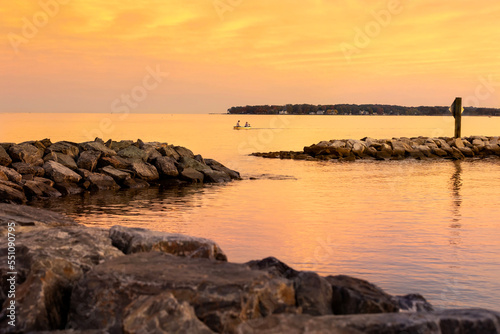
<box><xmin>1</xmin><ymin>204</ymin><xmax>499</xmax><ymax>333</ymax></box>
<box><xmin>0</xmin><ymin>138</ymin><xmax>240</xmax><ymax>204</ymax></box>
<box><xmin>252</xmin><ymin>136</ymin><xmax>500</xmax><ymax>162</ymax></box>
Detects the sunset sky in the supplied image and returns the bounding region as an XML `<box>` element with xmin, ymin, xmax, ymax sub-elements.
<box><xmin>1</xmin><ymin>0</ymin><xmax>499</xmax><ymax>113</ymax></box>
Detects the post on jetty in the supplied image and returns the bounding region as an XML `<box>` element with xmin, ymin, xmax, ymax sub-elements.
<box><xmin>450</xmin><ymin>97</ymin><xmax>463</xmax><ymax>138</ymax></box>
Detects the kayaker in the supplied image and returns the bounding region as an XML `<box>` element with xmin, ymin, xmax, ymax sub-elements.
<box><xmin>245</xmin><ymin>122</ymin><xmax>249</xmax><ymax>127</ymax></box>
<box><xmin>236</xmin><ymin>120</ymin><xmax>240</xmax><ymax>127</ymax></box>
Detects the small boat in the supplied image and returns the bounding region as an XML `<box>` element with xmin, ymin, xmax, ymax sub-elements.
<box><xmin>233</xmin><ymin>126</ymin><xmax>252</xmax><ymax>130</ymax></box>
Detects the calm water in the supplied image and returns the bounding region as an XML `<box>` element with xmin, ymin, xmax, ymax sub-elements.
<box><xmin>1</xmin><ymin>113</ymin><xmax>499</xmax><ymax>311</ymax></box>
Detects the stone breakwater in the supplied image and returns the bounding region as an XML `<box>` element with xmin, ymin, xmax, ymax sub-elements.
<box><xmin>1</xmin><ymin>204</ymin><xmax>500</xmax><ymax>333</ymax></box>
<box><xmin>0</xmin><ymin>138</ymin><xmax>240</xmax><ymax>204</ymax></box>
<box><xmin>252</xmin><ymin>136</ymin><xmax>500</xmax><ymax>161</ymax></box>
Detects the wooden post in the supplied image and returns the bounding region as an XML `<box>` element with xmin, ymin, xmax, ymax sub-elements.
<box><xmin>451</xmin><ymin>97</ymin><xmax>462</xmax><ymax>138</ymax></box>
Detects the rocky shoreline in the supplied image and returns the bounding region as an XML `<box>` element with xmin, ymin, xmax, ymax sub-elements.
<box><xmin>252</xmin><ymin>136</ymin><xmax>500</xmax><ymax>161</ymax></box>
<box><xmin>0</xmin><ymin>138</ymin><xmax>240</xmax><ymax>204</ymax></box>
<box><xmin>1</xmin><ymin>204</ymin><xmax>499</xmax><ymax>333</ymax></box>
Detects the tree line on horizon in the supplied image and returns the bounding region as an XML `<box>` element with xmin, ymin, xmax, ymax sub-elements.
<box><xmin>227</xmin><ymin>104</ymin><xmax>500</xmax><ymax>116</ymax></box>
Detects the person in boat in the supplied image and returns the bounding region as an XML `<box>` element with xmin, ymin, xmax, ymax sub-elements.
<box><xmin>244</xmin><ymin>122</ymin><xmax>250</xmax><ymax>127</ymax></box>
<box><xmin>236</xmin><ymin>120</ymin><xmax>240</xmax><ymax>127</ymax></box>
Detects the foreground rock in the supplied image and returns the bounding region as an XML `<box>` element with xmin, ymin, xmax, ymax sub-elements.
<box><xmin>67</xmin><ymin>252</ymin><xmax>296</xmax><ymax>333</ymax></box>
<box><xmin>236</xmin><ymin>309</ymin><xmax>500</xmax><ymax>334</ymax></box>
<box><xmin>0</xmin><ymin>138</ymin><xmax>240</xmax><ymax>204</ymax></box>
<box><xmin>1</xmin><ymin>204</ymin><xmax>499</xmax><ymax>334</ymax></box>
<box><xmin>252</xmin><ymin>136</ymin><xmax>500</xmax><ymax>162</ymax></box>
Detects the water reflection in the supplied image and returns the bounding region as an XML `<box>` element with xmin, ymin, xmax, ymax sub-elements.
<box><xmin>450</xmin><ymin>161</ymin><xmax>463</xmax><ymax>227</ymax></box>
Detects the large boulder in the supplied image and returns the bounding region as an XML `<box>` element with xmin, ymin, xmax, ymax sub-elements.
<box><xmin>67</xmin><ymin>252</ymin><xmax>296</xmax><ymax>333</ymax></box>
<box><xmin>0</xmin><ymin>226</ymin><xmax>123</xmax><ymax>332</ymax></box>
<box><xmin>117</xmin><ymin>145</ymin><xmax>148</xmax><ymax>162</ymax></box>
<box><xmin>11</xmin><ymin>162</ymin><xmax>37</xmax><ymax>175</ymax></box>
<box><xmin>158</xmin><ymin>145</ymin><xmax>181</xmax><ymax>160</ymax></box>
<box><xmin>154</xmin><ymin>156</ymin><xmax>179</xmax><ymax>177</ymax></box>
<box><xmin>97</xmin><ymin>156</ymin><xmax>130</xmax><ymax>169</ymax></box>
<box><xmin>0</xmin><ymin>145</ymin><xmax>12</xmax><ymax>166</ymax></box>
<box><xmin>0</xmin><ymin>203</ymin><xmax>77</xmax><ymax>228</ymax></box>
<box><xmin>142</xmin><ymin>144</ymin><xmax>162</xmax><ymax>162</ymax></box>
<box><xmin>54</xmin><ymin>182</ymin><xmax>83</xmax><ymax>196</ymax></box>
<box><xmin>178</xmin><ymin>157</ymin><xmax>212</xmax><ymax>173</ymax></box>
<box><xmin>128</xmin><ymin>161</ymin><xmax>159</xmax><ymax>182</ymax></box>
<box><xmin>180</xmin><ymin>168</ymin><xmax>204</xmax><ymax>183</ymax></box>
<box><xmin>101</xmin><ymin>166</ymin><xmax>131</xmax><ymax>184</ymax></box>
<box><xmin>236</xmin><ymin>309</ymin><xmax>500</xmax><ymax>334</ymax></box>
<box><xmin>77</xmin><ymin>151</ymin><xmax>101</xmax><ymax>172</ymax></box>
<box><xmin>46</xmin><ymin>141</ymin><xmax>80</xmax><ymax>159</ymax></box>
<box><xmin>203</xmin><ymin>169</ymin><xmax>232</xmax><ymax>183</ymax></box>
<box><xmin>43</xmin><ymin>152</ymin><xmax>78</xmax><ymax>170</ymax></box>
<box><xmin>293</xmin><ymin>271</ymin><xmax>333</xmax><ymax>316</ymax></box>
<box><xmin>123</xmin><ymin>292</ymin><xmax>214</xmax><ymax>334</ymax></box>
<box><xmin>108</xmin><ymin>140</ymin><xmax>133</xmax><ymax>152</ymax></box>
<box><xmin>0</xmin><ymin>166</ymin><xmax>22</xmax><ymax>183</ymax></box>
<box><xmin>174</xmin><ymin>146</ymin><xmax>195</xmax><ymax>159</ymax></box>
<box><xmin>0</xmin><ymin>182</ymin><xmax>26</xmax><ymax>203</ymax></box>
<box><xmin>8</xmin><ymin>143</ymin><xmax>43</xmax><ymax>165</ymax></box>
<box><xmin>325</xmin><ymin>275</ymin><xmax>399</xmax><ymax>315</ymax></box>
<box><xmin>79</xmin><ymin>141</ymin><xmax>116</xmax><ymax>157</ymax></box>
<box><xmin>86</xmin><ymin>173</ymin><xmax>120</xmax><ymax>191</ymax></box>
<box><xmin>109</xmin><ymin>225</ymin><xmax>227</xmax><ymax>261</ymax></box>
<box><xmin>43</xmin><ymin>161</ymin><xmax>82</xmax><ymax>184</ymax></box>
<box><xmin>205</xmin><ymin>159</ymin><xmax>240</xmax><ymax>180</ymax></box>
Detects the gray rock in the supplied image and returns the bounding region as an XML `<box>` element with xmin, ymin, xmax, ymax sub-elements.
<box><xmin>294</xmin><ymin>271</ymin><xmax>333</xmax><ymax>316</ymax></box>
<box><xmin>80</xmin><ymin>141</ymin><xmax>116</xmax><ymax>157</ymax></box>
<box><xmin>453</xmin><ymin>138</ymin><xmax>465</xmax><ymax>149</ymax></box>
<box><xmin>203</xmin><ymin>169</ymin><xmax>232</xmax><ymax>183</ymax></box>
<box><xmin>0</xmin><ymin>203</ymin><xmax>77</xmax><ymax>228</ymax></box>
<box><xmin>108</xmin><ymin>140</ymin><xmax>133</xmax><ymax>152</ymax></box>
<box><xmin>325</xmin><ymin>275</ymin><xmax>399</xmax><ymax>315</ymax></box>
<box><xmin>352</xmin><ymin>142</ymin><xmax>366</xmax><ymax>156</ymax></box>
<box><xmin>246</xmin><ymin>257</ymin><xmax>300</xmax><ymax>279</ymax></box>
<box><xmin>22</xmin><ymin>180</ymin><xmax>45</xmax><ymax>199</ymax></box>
<box><xmin>122</xmin><ymin>292</ymin><xmax>215</xmax><ymax>334</ymax></box>
<box><xmin>236</xmin><ymin>309</ymin><xmax>500</xmax><ymax>334</ymax></box>
<box><xmin>472</xmin><ymin>139</ymin><xmax>486</xmax><ymax>148</ymax></box>
<box><xmin>205</xmin><ymin>159</ymin><xmax>241</xmax><ymax>180</ymax></box>
<box><xmin>122</xmin><ymin>178</ymin><xmax>150</xmax><ymax>189</ymax></box>
<box><xmin>109</xmin><ymin>225</ymin><xmax>227</xmax><ymax>261</ymax></box>
<box><xmin>0</xmin><ymin>166</ymin><xmax>23</xmax><ymax>183</ymax></box>
<box><xmin>0</xmin><ymin>182</ymin><xmax>26</xmax><ymax>203</ymax></box>
<box><xmin>142</xmin><ymin>144</ymin><xmax>162</xmax><ymax>162</ymax></box>
<box><xmin>35</xmin><ymin>181</ymin><xmax>62</xmax><ymax>198</ymax></box>
<box><xmin>174</xmin><ymin>146</ymin><xmax>195</xmax><ymax>159</ymax></box>
<box><xmin>180</xmin><ymin>168</ymin><xmax>204</xmax><ymax>183</ymax></box>
<box><xmin>128</xmin><ymin>161</ymin><xmax>159</xmax><ymax>181</ymax></box>
<box><xmin>117</xmin><ymin>145</ymin><xmax>148</xmax><ymax>162</ymax></box>
<box><xmin>0</xmin><ymin>225</ymin><xmax>122</xmax><ymax>332</ymax></box>
<box><xmin>0</xmin><ymin>145</ymin><xmax>12</xmax><ymax>166</ymax></box>
<box><xmin>11</xmin><ymin>162</ymin><xmax>37</xmax><ymax>175</ymax></box>
<box><xmin>67</xmin><ymin>252</ymin><xmax>296</xmax><ymax>333</ymax></box>
<box><xmin>43</xmin><ymin>161</ymin><xmax>82</xmax><ymax>184</ymax></box>
<box><xmin>43</xmin><ymin>152</ymin><xmax>78</xmax><ymax>170</ymax></box>
<box><xmin>158</xmin><ymin>145</ymin><xmax>181</xmax><ymax>160</ymax></box>
<box><xmin>179</xmin><ymin>157</ymin><xmax>212</xmax><ymax>173</ymax></box>
<box><xmin>154</xmin><ymin>156</ymin><xmax>179</xmax><ymax>177</ymax></box>
<box><xmin>101</xmin><ymin>166</ymin><xmax>131</xmax><ymax>183</ymax></box>
<box><xmin>8</xmin><ymin>143</ymin><xmax>44</xmax><ymax>165</ymax></box>
<box><xmin>77</xmin><ymin>151</ymin><xmax>101</xmax><ymax>172</ymax></box>
<box><xmin>86</xmin><ymin>173</ymin><xmax>120</xmax><ymax>191</ymax></box>
<box><xmin>97</xmin><ymin>156</ymin><xmax>130</xmax><ymax>169</ymax></box>
<box><xmin>451</xmin><ymin>147</ymin><xmax>466</xmax><ymax>160</ymax></box>
<box><xmin>46</xmin><ymin>141</ymin><xmax>80</xmax><ymax>159</ymax></box>
<box><xmin>459</xmin><ymin>146</ymin><xmax>475</xmax><ymax>157</ymax></box>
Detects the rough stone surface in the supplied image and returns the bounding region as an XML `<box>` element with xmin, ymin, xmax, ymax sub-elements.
<box><xmin>80</xmin><ymin>141</ymin><xmax>116</xmax><ymax>157</ymax></box>
<box><xmin>109</xmin><ymin>225</ymin><xmax>228</xmax><ymax>261</ymax></box>
<box><xmin>236</xmin><ymin>309</ymin><xmax>500</xmax><ymax>334</ymax></box>
<box><xmin>97</xmin><ymin>156</ymin><xmax>130</xmax><ymax>169</ymax></box>
<box><xmin>67</xmin><ymin>252</ymin><xmax>297</xmax><ymax>333</ymax></box>
<box><xmin>326</xmin><ymin>275</ymin><xmax>399</xmax><ymax>315</ymax></box>
<box><xmin>0</xmin><ymin>221</ymin><xmax>122</xmax><ymax>332</ymax></box>
<box><xmin>8</xmin><ymin>143</ymin><xmax>44</xmax><ymax>165</ymax></box>
<box><xmin>174</xmin><ymin>146</ymin><xmax>195</xmax><ymax>159</ymax></box>
<box><xmin>205</xmin><ymin>159</ymin><xmax>241</xmax><ymax>180</ymax></box>
<box><xmin>128</xmin><ymin>161</ymin><xmax>159</xmax><ymax>181</ymax></box>
<box><xmin>154</xmin><ymin>156</ymin><xmax>179</xmax><ymax>177</ymax></box>
<box><xmin>0</xmin><ymin>145</ymin><xmax>12</xmax><ymax>166</ymax></box>
<box><xmin>294</xmin><ymin>271</ymin><xmax>333</xmax><ymax>316</ymax></box>
<box><xmin>158</xmin><ymin>145</ymin><xmax>181</xmax><ymax>160</ymax></box>
<box><xmin>43</xmin><ymin>161</ymin><xmax>82</xmax><ymax>184</ymax></box>
<box><xmin>396</xmin><ymin>294</ymin><xmax>434</xmax><ymax>312</ymax></box>
<box><xmin>181</xmin><ymin>168</ymin><xmax>204</xmax><ymax>183</ymax></box>
<box><xmin>101</xmin><ymin>166</ymin><xmax>131</xmax><ymax>183</ymax></box>
<box><xmin>46</xmin><ymin>141</ymin><xmax>80</xmax><ymax>159</ymax></box>
<box><xmin>122</xmin><ymin>292</ymin><xmax>215</xmax><ymax>334</ymax></box>
<box><xmin>0</xmin><ymin>182</ymin><xmax>27</xmax><ymax>203</ymax></box>
<box><xmin>77</xmin><ymin>151</ymin><xmax>101</xmax><ymax>172</ymax></box>
<box><xmin>203</xmin><ymin>169</ymin><xmax>232</xmax><ymax>183</ymax></box>
<box><xmin>0</xmin><ymin>166</ymin><xmax>23</xmax><ymax>183</ymax></box>
<box><xmin>44</xmin><ymin>152</ymin><xmax>78</xmax><ymax>170</ymax></box>
<box><xmin>86</xmin><ymin>173</ymin><xmax>120</xmax><ymax>191</ymax></box>
<box><xmin>117</xmin><ymin>145</ymin><xmax>148</xmax><ymax>162</ymax></box>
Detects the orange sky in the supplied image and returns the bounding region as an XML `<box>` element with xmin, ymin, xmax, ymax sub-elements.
<box><xmin>1</xmin><ymin>0</ymin><xmax>500</xmax><ymax>113</ymax></box>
